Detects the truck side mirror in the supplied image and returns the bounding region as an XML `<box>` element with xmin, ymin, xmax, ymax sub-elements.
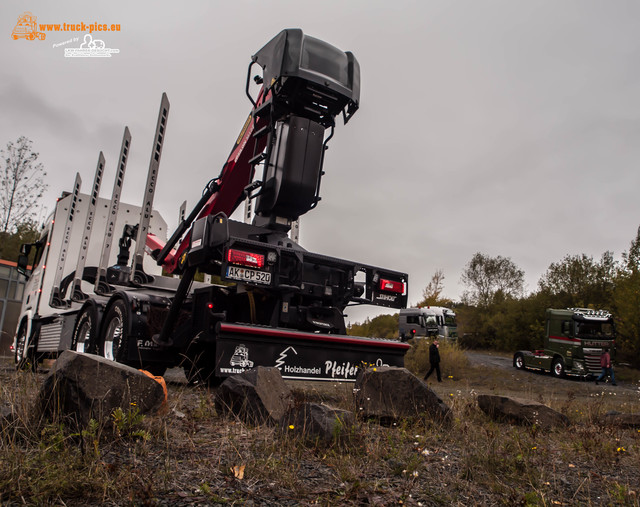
<box><xmin>561</xmin><ymin>321</ymin><xmax>571</xmax><ymax>335</ymax></box>
<box><xmin>17</xmin><ymin>253</ymin><xmax>30</xmax><ymax>279</ymax></box>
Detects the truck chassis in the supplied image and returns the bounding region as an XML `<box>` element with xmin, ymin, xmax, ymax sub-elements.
<box><xmin>14</xmin><ymin>29</ymin><xmax>410</xmax><ymax>383</ymax></box>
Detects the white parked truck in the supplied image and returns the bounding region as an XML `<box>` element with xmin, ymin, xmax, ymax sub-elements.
<box><xmin>398</xmin><ymin>306</ymin><xmax>457</xmax><ymax>342</ymax></box>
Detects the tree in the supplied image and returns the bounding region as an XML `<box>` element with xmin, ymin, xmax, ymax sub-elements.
<box><xmin>460</xmin><ymin>252</ymin><xmax>524</xmax><ymax>307</ymax></box>
<box><xmin>621</xmin><ymin>226</ymin><xmax>640</xmax><ymax>274</ymax></box>
<box><xmin>612</xmin><ymin>227</ymin><xmax>640</xmax><ymax>367</ymax></box>
<box><xmin>416</xmin><ymin>269</ymin><xmax>453</xmax><ymax>307</ymax></box>
<box><xmin>348</xmin><ymin>314</ymin><xmax>399</xmax><ymax>340</ymax></box>
<box><xmin>0</xmin><ymin>136</ymin><xmax>47</xmax><ymax>233</ymax></box>
<box><xmin>537</xmin><ymin>252</ymin><xmax>616</xmax><ymax>308</ymax></box>
<box><xmin>0</xmin><ymin>220</ymin><xmax>40</xmax><ymax>261</ymax></box>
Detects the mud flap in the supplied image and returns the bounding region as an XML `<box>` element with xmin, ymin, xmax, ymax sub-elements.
<box><xmin>215</xmin><ymin>323</ymin><xmax>410</xmax><ymax>382</ymax></box>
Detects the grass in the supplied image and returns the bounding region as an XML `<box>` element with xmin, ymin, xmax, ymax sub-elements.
<box><xmin>1</xmin><ymin>356</ymin><xmax>640</xmax><ymax>505</ymax></box>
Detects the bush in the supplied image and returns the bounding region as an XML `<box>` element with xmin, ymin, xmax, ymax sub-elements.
<box><xmin>404</xmin><ymin>338</ymin><xmax>469</xmax><ymax>380</ymax></box>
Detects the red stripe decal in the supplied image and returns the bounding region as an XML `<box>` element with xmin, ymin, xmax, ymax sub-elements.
<box><xmin>219</xmin><ymin>323</ymin><xmax>411</xmax><ymax>350</ymax></box>
<box><xmin>548</xmin><ymin>335</ymin><xmax>581</xmax><ymax>344</ymax></box>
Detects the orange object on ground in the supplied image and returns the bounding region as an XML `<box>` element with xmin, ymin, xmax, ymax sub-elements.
<box><xmin>139</xmin><ymin>369</ymin><xmax>168</xmax><ymax>413</ymax></box>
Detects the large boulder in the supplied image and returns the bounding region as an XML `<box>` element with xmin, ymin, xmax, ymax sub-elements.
<box><xmin>215</xmin><ymin>367</ymin><xmax>293</xmax><ymax>425</ymax></box>
<box><xmin>354</xmin><ymin>366</ymin><xmax>451</xmax><ymax>423</ymax></box>
<box><xmin>279</xmin><ymin>402</ymin><xmax>355</xmax><ymax>443</ymax></box>
<box><xmin>477</xmin><ymin>394</ymin><xmax>569</xmax><ymax>428</ymax></box>
<box><xmin>37</xmin><ymin>351</ymin><xmax>167</xmax><ymax>427</ymax></box>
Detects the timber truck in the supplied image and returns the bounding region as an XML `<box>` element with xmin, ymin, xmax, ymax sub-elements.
<box><xmin>513</xmin><ymin>308</ymin><xmax>615</xmax><ymax>378</ymax></box>
<box><xmin>13</xmin><ymin>28</ymin><xmax>410</xmax><ymax>383</ymax></box>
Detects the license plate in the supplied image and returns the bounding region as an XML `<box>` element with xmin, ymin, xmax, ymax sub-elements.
<box><xmin>226</xmin><ymin>266</ymin><xmax>272</xmax><ymax>285</ymax></box>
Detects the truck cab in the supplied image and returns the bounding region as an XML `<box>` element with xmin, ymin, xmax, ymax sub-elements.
<box><xmin>399</xmin><ymin>306</ymin><xmax>457</xmax><ymax>342</ymax></box>
<box><xmin>514</xmin><ymin>308</ymin><xmax>615</xmax><ymax>378</ymax></box>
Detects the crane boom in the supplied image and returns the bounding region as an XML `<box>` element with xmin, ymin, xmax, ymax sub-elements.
<box><xmin>157</xmin><ymin>28</ymin><xmax>360</xmax><ymax>274</ymax></box>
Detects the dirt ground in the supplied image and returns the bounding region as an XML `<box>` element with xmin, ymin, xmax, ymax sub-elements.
<box><xmin>1</xmin><ymin>353</ymin><xmax>639</xmax><ymax>506</ymax></box>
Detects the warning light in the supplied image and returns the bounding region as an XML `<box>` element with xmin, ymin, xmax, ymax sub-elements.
<box><xmin>227</xmin><ymin>249</ymin><xmax>265</xmax><ymax>268</ymax></box>
<box><xmin>379</xmin><ymin>279</ymin><xmax>405</xmax><ymax>294</ymax></box>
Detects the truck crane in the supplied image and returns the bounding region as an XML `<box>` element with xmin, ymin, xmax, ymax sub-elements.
<box><xmin>13</xmin><ymin>29</ymin><xmax>410</xmax><ymax>383</ymax></box>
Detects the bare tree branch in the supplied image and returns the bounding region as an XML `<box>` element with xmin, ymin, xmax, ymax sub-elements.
<box><xmin>0</xmin><ymin>136</ymin><xmax>47</xmax><ymax>233</ymax></box>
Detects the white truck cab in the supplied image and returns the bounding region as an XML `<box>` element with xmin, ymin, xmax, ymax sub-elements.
<box><xmin>399</xmin><ymin>306</ymin><xmax>457</xmax><ymax>342</ymax></box>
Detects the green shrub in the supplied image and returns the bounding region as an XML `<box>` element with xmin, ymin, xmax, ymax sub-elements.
<box><xmin>404</xmin><ymin>338</ymin><xmax>469</xmax><ymax>380</ymax></box>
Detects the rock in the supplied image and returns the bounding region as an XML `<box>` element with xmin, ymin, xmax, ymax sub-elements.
<box><xmin>477</xmin><ymin>394</ymin><xmax>569</xmax><ymax>428</ymax></box>
<box><xmin>37</xmin><ymin>350</ymin><xmax>167</xmax><ymax>427</ymax></box>
<box><xmin>354</xmin><ymin>366</ymin><xmax>452</xmax><ymax>423</ymax></box>
<box><xmin>602</xmin><ymin>411</ymin><xmax>640</xmax><ymax>428</ymax></box>
<box><xmin>279</xmin><ymin>402</ymin><xmax>355</xmax><ymax>443</ymax></box>
<box><xmin>215</xmin><ymin>367</ymin><xmax>293</xmax><ymax>425</ymax></box>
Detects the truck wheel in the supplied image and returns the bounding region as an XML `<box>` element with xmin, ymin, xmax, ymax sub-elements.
<box><xmin>552</xmin><ymin>357</ymin><xmax>565</xmax><ymax>378</ymax></box>
<box><xmin>100</xmin><ymin>300</ymin><xmax>129</xmax><ymax>364</ymax></box>
<box><xmin>514</xmin><ymin>352</ymin><xmax>525</xmax><ymax>370</ymax></box>
<box><xmin>15</xmin><ymin>323</ymin><xmax>32</xmax><ymax>371</ymax></box>
<box><xmin>71</xmin><ymin>306</ymin><xmax>99</xmax><ymax>354</ymax></box>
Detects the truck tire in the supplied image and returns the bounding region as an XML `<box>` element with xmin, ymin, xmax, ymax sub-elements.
<box><xmin>99</xmin><ymin>299</ymin><xmax>129</xmax><ymax>364</ymax></box>
<box><xmin>15</xmin><ymin>322</ymin><xmax>33</xmax><ymax>371</ymax></box>
<box><xmin>552</xmin><ymin>357</ymin><xmax>565</xmax><ymax>378</ymax></box>
<box><xmin>513</xmin><ymin>352</ymin><xmax>525</xmax><ymax>370</ymax></box>
<box><xmin>71</xmin><ymin>305</ymin><xmax>99</xmax><ymax>354</ymax></box>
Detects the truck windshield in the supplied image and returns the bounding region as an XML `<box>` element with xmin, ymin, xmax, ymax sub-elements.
<box><xmin>575</xmin><ymin>321</ymin><xmax>614</xmax><ymax>338</ymax></box>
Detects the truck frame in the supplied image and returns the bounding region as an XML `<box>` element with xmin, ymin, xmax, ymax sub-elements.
<box><xmin>513</xmin><ymin>308</ymin><xmax>615</xmax><ymax>378</ymax></box>
<box><xmin>13</xmin><ymin>29</ymin><xmax>410</xmax><ymax>383</ymax></box>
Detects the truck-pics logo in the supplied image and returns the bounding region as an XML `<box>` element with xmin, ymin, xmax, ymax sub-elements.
<box><xmin>11</xmin><ymin>12</ymin><xmax>45</xmax><ymax>40</ymax></box>
<box><xmin>11</xmin><ymin>11</ymin><xmax>122</xmax><ymax>57</ymax></box>
<box><xmin>229</xmin><ymin>344</ymin><xmax>254</xmax><ymax>368</ymax></box>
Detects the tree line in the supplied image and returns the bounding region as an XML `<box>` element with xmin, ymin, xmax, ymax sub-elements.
<box><xmin>0</xmin><ymin>137</ymin><xmax>47</xmax><ymax>262</ymax></box>
<box><xmin>349</xmin><ymin>228</ymin><xmax>640</xmax><ymax>368</ymax></box>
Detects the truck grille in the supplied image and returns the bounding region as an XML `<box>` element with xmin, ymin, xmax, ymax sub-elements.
<box><xmin>584</xmin><ymin>354</ymin><xmax>602</xmax><ymax>374</ymax></box>
<box><xmin>38</xmin><ymin>319</ymin><xmax>63</xmax><ymax>352</ymax></box>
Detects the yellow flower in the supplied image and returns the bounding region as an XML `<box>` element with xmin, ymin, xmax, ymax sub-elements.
<box><xmin>288</xmin><ymin>425</ymin><xmax>295</xmax><ymax>430</ymax></box>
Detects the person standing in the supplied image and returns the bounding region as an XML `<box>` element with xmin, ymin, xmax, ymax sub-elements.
<box><xmin>595</xmin><ymin>348</ymin><xmax>616</xmax><ymax>386</ymax></box>
<box><xmin>424</xmin><ymin>338</ymin><xmax>442</xmax><ymax>382</ymax></box>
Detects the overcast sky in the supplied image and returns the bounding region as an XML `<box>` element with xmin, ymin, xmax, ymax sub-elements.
<box><xmin>2</xmin><ymin>1</ymin><xmax>639</xmax><ymax>324</ymax></box>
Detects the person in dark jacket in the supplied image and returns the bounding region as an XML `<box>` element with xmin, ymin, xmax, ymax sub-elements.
<box><xmin>595</xmin><ymin>348</ymin><xmax>616</xmax><ymax>385</ymax></box>
<box><xmin>424</xmin><ymin>338</ymin><xmax>442</xmax><ymax>382</ymax></box>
